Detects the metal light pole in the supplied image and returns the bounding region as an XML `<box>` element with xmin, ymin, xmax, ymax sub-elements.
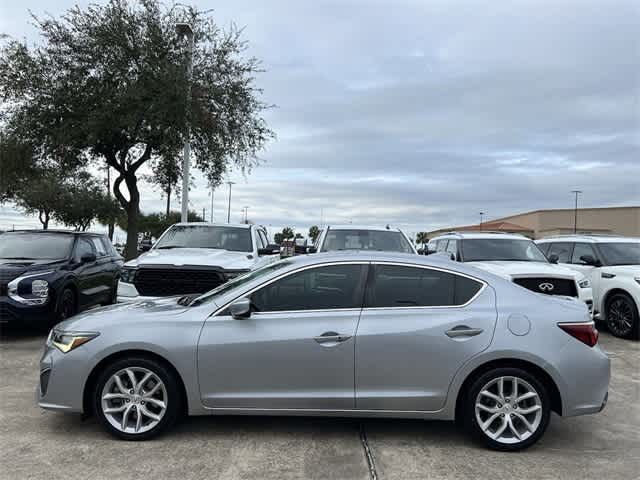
<box><xmin>226</xmin><ymin>181</ymin><xmax>235</xmax><ymax>223</ymax></box>
<box><xmin>210</xmin><ymin>184</ymin><xmax>214</xmax><ymax>223</ymax></box>
<box><xmin>479</xmin><ymin>211</ymin><xmax>484</xmax><ymax>230</ymax></box>
<box><xmin>571</xmin><ymin>190</ymin><xmax>582</xmax><ymax>233</ymax></box>
<box><xmin>176</xmin><ymin>22</ymin><xmax>194</xmax><ymax>223</ymax></box>
<box><xmin>243</xmin><ymin>206</ymin><xmax>249</xmax><ymax>223</ymax></box>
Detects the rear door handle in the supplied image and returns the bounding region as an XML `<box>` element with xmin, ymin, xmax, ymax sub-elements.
<box><xmin>446</xmin><ymin>326</ymin><xmax>484</xmax><ymax>338</ymax></box>
<box><xmin>314</xmin><ymin>331</ymin><xmax>352</xmax><ymax>344</ymax></box>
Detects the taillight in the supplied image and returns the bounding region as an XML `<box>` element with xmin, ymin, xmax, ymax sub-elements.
<box><xmin>558</xmin><ymin>322</ymin><xmax>599</xmax><ymax>347</ymax></box>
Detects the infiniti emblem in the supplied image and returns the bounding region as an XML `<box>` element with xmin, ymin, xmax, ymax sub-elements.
<box><xmin>539</xmin><ymin>282</ymin><xmax>555</xmax><ymax>292</ymax></box>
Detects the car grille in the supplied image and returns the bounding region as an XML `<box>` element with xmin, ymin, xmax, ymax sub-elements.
<box><xmin>134</xmin><ymin>267</ymin><xmax>227</xmax><ymax>296</ymax></box>
<box><xmin>512</xmin><ymin>277</ymin><xmax>578</xmax><ymax>297</ymax></box>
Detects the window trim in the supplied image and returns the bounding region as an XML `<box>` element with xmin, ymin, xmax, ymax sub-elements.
<box><xmin>212</xmin><ymin>261</ymin><xmax>370</xmax><ymax>317</ymax></box>
<box><xmin>362</xmin><ymin>261</ymin><xmax>487</xmax><ymax>311</ymax></box>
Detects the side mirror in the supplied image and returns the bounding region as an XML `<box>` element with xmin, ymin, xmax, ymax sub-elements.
<box><xmin>258</xmin><ymin>244</ymin><xmax>281</xmax><ymax>256</ymax></box>
<box><xmin>548</xmin><ymin>254</ymin><xmax>559</xmax><ymax>264</ymax></box>
<box><xmin>81</xmin><ymin>253</ymin><xmax>96</xmax><ymax>263</ymax></box>
<box><xmin>580</xmin><ymin>254</ymin><xmax>600</xmax><ymax>266</ymax></box>
<box><xmin>229</xmin><ymin>298</ymin><xmax>252</xmax><ymax>319</ymax></box>
<box><xmin>306</xmin><ymin>246</ymin><xmax>317</xmax><ymax>254</ymax></box>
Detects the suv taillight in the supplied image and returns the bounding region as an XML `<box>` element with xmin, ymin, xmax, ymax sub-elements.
<box><xmin>558</xmin><ymin>322</ymin><xmax>599</xmax><ymax>347</ymax></box>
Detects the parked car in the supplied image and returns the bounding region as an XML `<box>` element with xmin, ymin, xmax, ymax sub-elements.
<box><xmin>536</xmin><ymin>235</ymin><xmax>640</xmax><ymax>339</ymax></box>
<box><xmin>39</xmin><ymin>251</ymin><xmax>609</xmax><ymax>451</ymax></box>
<box><xmin>0</xmin><ymin>230</ymin><xmax>122</xmax><ymax>328</ymax></box>
<box><xmin>427</xmin><ymin>232</ymin><xmax>593</xmax><ymax>313</ymax></box>
<box><xmin>117</xmin><ymin>223</ymin><xmax>280</xmax><ymax>302</ymax></box>
<box><xmin>309</xmin><ymin>225</ymin><xmax>417</xmax><ymax>254</ymax></box>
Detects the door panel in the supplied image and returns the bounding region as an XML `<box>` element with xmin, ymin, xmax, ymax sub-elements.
<box><xmin>355</xmin><ymin>286</ymin><xmax>497</xmax><ymax>411</ymax></box>
<box><xmin>197</xmin><ymin>309</ymin><xmax>360</xmax><ymax>409</ymax></box>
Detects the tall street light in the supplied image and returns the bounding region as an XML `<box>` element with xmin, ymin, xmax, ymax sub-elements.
<box><xmin>479</xmin><ymin>211</ymin><xmax>485</xmax><ymax>230</ymax></box>
<box><xmin>226</xmin><ymin>181</ymin><xmax>235</xmax><ymax>223</ymax></box>
<box><xmin>571</xmin><ymin>190</ymin><xmax>582</xmax><ymax>233</ymax></box>
<box><xmin>176</xmin><ymin>22</ymin><xmax>194</xmax><ymax>223</ymax></box>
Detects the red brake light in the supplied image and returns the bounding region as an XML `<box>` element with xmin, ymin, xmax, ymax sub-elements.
<box><xmin>558</xmin><ymin>322</ymin><xmax>599</xmax><ymax>347</ymax></box>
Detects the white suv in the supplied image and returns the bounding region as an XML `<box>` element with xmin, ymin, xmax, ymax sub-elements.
<box><xmin>537</xmin><ymin>235</ymin><xmax>640</xmax><ymax>339</ymax></box>
<box><xmin>117</xmin><ymin>223</ymin><xmax>280</xmax><ymax>302</ymax></box>
<box><xmin>428</xmin><ymin>232</ymin><xmax>593</xmax><ymax>313</ymax></box>
<box><xmin>310</xmin><ymin>225</ymin><xmax>417</xmax><ymax>254</ymax></box>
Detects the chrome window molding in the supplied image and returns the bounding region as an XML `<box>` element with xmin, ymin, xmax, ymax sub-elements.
<box><xmin>211</xmin><ymin>260</ymin><xmax>487</xmax><ymax>317</ymax></box>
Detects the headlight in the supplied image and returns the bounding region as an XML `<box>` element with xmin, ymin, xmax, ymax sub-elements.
<box><xmin>225</xmin><ymin>270</ymin><xmax>250</xmax><ymax>280</ymax></box>
<box><xmin>120</xmin><ymin>267</ymin><xmax>138</xmax><ymax>283</ymax></box>
<box><xmin>578</xmin><ymin>279</ymin><xmax>591</xmax><ymax>288</ymax></box>
<box><xmin>8</xmin><ymin>271</ymin><xmax>52</xmax><ymax>305</ymax></box>
<box><xmin>47</xmin><ymin>330</ymin><xmax>99</xmax><ymax>353</ymax></box>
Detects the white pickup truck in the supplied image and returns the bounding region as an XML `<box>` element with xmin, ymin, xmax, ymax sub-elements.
<box><xmin>117</xmin><ymin>223</ymin><xmax>279</xmax><ymax>302</ymax></box>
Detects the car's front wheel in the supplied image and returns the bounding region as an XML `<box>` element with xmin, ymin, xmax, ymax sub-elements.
<box><xmin>464</xmin><ymin>368</ymin><xmax>551</xmax><ymax>451</ymax></box>
<box><xmin>93</xmin><ymin>356</ymin><xmax>181</xmax><ymax>440</ymax></box>
<box><xmin>606</xmin><ymin>293</ymin><xmax>639</xmax><ymax>339</ymax></box>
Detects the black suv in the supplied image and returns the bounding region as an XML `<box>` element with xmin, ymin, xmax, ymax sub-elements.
<box><xmin>0</xmin><ymin>230</ymin><xmax>123</xmax><ymax>328</ymax></box>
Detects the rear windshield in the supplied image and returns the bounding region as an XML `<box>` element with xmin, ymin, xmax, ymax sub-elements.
<box><xmin>0</xmin><ymin>232</ymin><xmax>75</xmax><ymax>260</ymax></box>
<box><xmin>321</xmin><ymin>229</ymin><xmax>413</xmax><ymax>253</ymax></box>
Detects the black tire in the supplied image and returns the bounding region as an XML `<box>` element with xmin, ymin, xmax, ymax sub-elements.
<box><xmin>93</xmin><ymin>356</ymin><xmax>182</xmax><ymax>441</ymax></box>
<box><xmin>606</xmin><ymin>293</ymin><xmax>639</xmax><ymax>340</ymax></box>
<box><xmin>463</xmin><ymin>367</ymin><xmax>551</xmax><ymax>451</ymax></box>
<box><xmin>56</xmin><ymin>288</ymin><xmax>77</xmax><ymax>322</ymax></box>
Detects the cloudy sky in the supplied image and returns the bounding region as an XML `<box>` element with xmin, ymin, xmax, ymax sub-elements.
<box><xmin>1</xmin><ymin>0</ymin><xmax>638</xmax><ymax>241</ymax></box>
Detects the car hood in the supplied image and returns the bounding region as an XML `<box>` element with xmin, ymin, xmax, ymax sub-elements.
<box><xmin>601</xmin><ymin>265</ymin><xmax>640</xmax><ymax>277</ymax></box>
<box><xmin>56</xmin><ymin>296</ymin><xmax>191</xmax><ymax>332</ymax></box>
<box><xmin>468</xmin><ymin>261</ymin><xmax>582</xmax><ymax>281</ymax></box>
<box><xmin>124</xmin><ymin>248</ymin><xmax>255</xmax><ymax>270</ymax></box>
<box><xmin>0</xmin><ymin>258</ymin><xmax>67</xmax><ymax>280</ymax></box>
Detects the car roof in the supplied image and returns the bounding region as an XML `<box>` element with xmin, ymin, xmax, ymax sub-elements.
<box><xmin>278</xmin><ymin>251</ymin><xmax>496</xmax><ymax>282</ymax></box>
<box><xmin>324</xmin><ymin>225</ymin><xmax>402</xmax><ymax>232</ymax></box>
<box><xmin>172</xmin><ymin>222</ymin><xmax>253</xmax><ymax>229</ymax></box>
<box><xmin>3</xmin><ymin>229</ymin><xmax>100</xmax><ymax>236</ymax></box>
<box><xmin>431</xmin><ymin>232</ymin><xmax>529</xmax><ymax>241</ymax></box>
<box><xmin>537</xmin><ymin>235</ymin><xmax>640</xmax><ymax>243</ymax></box>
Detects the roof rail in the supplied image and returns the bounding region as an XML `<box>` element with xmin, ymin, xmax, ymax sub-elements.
<box><xmin>440</xmin><ymin>230</ymin><xmax>525</xmax><ymax>236</ymax></box>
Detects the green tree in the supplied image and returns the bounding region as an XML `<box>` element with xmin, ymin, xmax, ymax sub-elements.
<box><xmin>416</xmin><ymin>232</ymin><xmax>429</xmax><ymax>252</ymax></box>
<box><xmin>273</xmin><ymin>232</ymin><xmax>283</xmax><ymax>245</ymax></box>
<box><xmin>281</xmin><ymin>227</ymin><xmax>294</xmax><ymax>240</ymax></box>
<box><xmin>12</xmin><ymin>170</ymin><xmax>67</xmax><ymax>229</ymax></box>
<box><xmin>0</xmin><ymin>0</ymin><xmax>273</xmax><ymax>259</ymax></box>
<box><xmin>308</xmin><ymin>225</ymin><xmax>320</xmax><ymax>243</ymax></box>
<box><xmin>118</xmin><ymin>210</ymin><xmax>203</xmax><ymax>240</ymax></box>
<box><xmin>146</xmin><ymin>155</ymin><xmax>182</xmax><ymax>217</ymax></box>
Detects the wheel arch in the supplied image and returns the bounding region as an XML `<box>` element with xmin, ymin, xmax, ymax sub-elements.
<box><xmin>82</xmin><ymin>349</ymin><xmax>189</xmax><ymax>417</ymax></box>
<box><xmin>454</xmin><ymin>358</ymin><xmax>563</xmax><ymax>421</ymax></box>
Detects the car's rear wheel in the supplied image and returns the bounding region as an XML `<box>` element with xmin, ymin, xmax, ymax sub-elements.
<box><xmin>93</xmin><ymin>357</ymin><xmax>181</xmax><ymax>440</ymax></box>
<box><xmin>606</xmin><ymin>293</ymin><xmax>639</xmax><ymax>339</ymax></box>
<box><xmin>464</xmin><ymin>368</ymin><xmax>550</xmax><ymax>451</ymax></box>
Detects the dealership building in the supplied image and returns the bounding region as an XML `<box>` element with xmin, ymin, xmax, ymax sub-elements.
<box><xmin>427</xmin><ymin>206</ymin><xmax>640</xmax><ymax>239</ymax></box>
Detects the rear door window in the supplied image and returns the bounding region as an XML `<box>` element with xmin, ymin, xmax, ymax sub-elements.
<box><xmin>436</xmin><ymin>240</ymin><xmax>449</xmax><ymax>252</ymax></box>
<box><xmin>365</xmin><ymin>264</ymin><xmax>482</xmax><ymax>308</ymax></box>
<box><xmin>571</xmin><ymin>243</ymin><xmax>597</xmax><ymax>265</ymax></box>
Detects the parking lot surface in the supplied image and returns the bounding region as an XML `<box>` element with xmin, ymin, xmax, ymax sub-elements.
<box><xmin>0</xmin><ymin>329</ymin><xmax>637</xmax><ymax>480</ymax></box>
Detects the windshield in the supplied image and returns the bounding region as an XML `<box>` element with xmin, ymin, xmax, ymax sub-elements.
<box><xmin>461</xmin><ymin>238</ymin><xmax>548</xmax><ymax>262</ymax></box>
<box><xmin>0</xmin><ymin>233</ymin><xmax>74</xmax><ymax>260</ymax></box>
<box><xmin>154</xmin><ymin>225</ymin><xmax>252</xmax><ymax>252</ymax></box>
<box><xmin>322</xmin><ymin>229</ymin><xmax>414</xmax><ymax>253</ymax></box>
<box><xmin>598</xmin><ymin>243</ymin><xmax>640</xmax><ymax>266</ymax></box>
<box><xmin>193</xmin><ymin>260</ymin><xmax>292</xmax><ymax>305</ymax></box>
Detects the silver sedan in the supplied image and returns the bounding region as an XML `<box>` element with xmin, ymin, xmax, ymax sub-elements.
<box><xmin>38</xmin><ymin>252</ymin><xmax>610</xmax><ymax>451</ymax></box>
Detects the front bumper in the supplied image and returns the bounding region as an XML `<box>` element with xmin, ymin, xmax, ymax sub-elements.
<box><xmin>0</xmin><ymin>297</ymin><xmax>56</xmax><ymax>326</ymax></box>
<box><xmin>37</xmin><ymin>342</ymin><xmax>88</xmax><ymax>413</ymax></box>
<box><xmin>116</xmin><ymin>281</ymin><xmax>162</xmax><ymax>303</ymax></box>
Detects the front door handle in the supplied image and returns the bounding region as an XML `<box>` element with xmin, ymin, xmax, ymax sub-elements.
<box><xmin>313</xmin><ymin>331</ymin><xmax>352</xmax><ymax>344</ymax></box>
<box><xmin>446</xmin><ymin>325</ymin><xmax>484</xmax><ymax>338</ymax></box>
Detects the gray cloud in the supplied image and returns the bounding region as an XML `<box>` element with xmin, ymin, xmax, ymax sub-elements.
<box><xmin>1</xmin><ymin>0</ymin><xmax>638</xmax><ymax>239</ymax></box>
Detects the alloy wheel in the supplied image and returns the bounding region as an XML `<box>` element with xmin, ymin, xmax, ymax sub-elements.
<box><xmin>101</xmin><ymin>367</ymin><xmax>168</xmax><ymax>434</ymax></box>
<box><xmin>474</xmin><ymin>376</ymin><xmax>543</xmax><ymax>445</ymax></box>
<box><xmin>607</xmin><ymin>297</ymin><xmax>634</xmax><ymax>338</ymax></box>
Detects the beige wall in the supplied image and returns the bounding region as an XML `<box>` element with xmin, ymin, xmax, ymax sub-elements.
<box><xmin>496</xmin><ymin>207</ymin><xmax>640</xmax><ymax>239</ymax></box>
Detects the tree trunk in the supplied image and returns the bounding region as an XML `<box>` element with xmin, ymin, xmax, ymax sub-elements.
<box><xmin>108</xmin><ymin>223</ymin><xmax>115</xmax><ymax>241</ymax></box>
<box><xmin>39</xmin><ymin>209</ymin><xmax>50</xmax><ymax>229</ymax></box>
<box><xmin>165</xmin><ymin>186</ymin><xmax>171</xmax><ymax>217</ymax></box>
